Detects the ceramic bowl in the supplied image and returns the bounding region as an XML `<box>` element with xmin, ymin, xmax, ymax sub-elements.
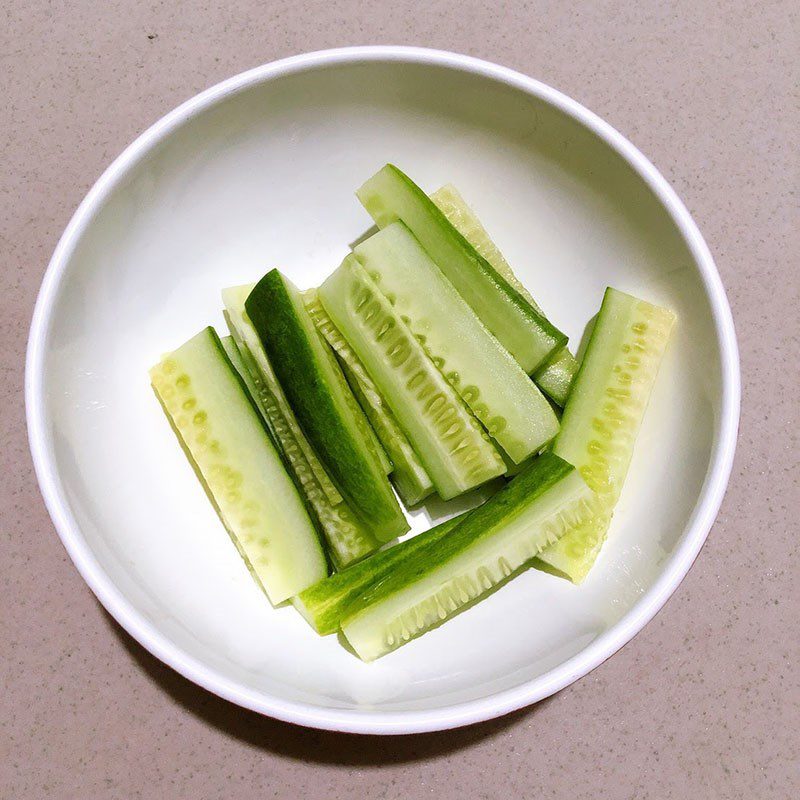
<box><xmin>26</xmin><ymin>47</ymin><xmax>739</xmax><ymax>734</ymax></box>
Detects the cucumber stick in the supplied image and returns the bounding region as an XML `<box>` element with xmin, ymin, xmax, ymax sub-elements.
<box><xmin>222</xmin><ymin>284</ymin><xmax>342</xmax><ymax>506</ymax></box>
<box><xmin>245</xmin><ymin>270</ymin><xmax>408</xmax><ymax>543</ymax></box>
<box><xmin>430</xmin><ymin>183</ymin><xmax>579</xmax><ymax>406</ymax></box>
<box><xmin>354</xmin><ymin>222</ymin><xmax>559</xmax><ymax>462</ymax></box>
<box><xmin>303</xmin><ymin>289</ymin><xmax>434</xmax><ymax>507</ymax></box>
<box><xmin>357</xmin><ymin>165</ymin><xmax>567</xmax><ymax>374</ymax></box>
<box><xmin>536</xmin><ymin>288</ymin><xmax>676</xmax><ymax>582</ymax></box>
<box><xmin>220</xmin><ymin>333</ymin><xmax>380</xmax><ymax>568</ymax></box>
<box><xmin>341</xmin><ymin>453</ymin><xmax>597</xmax><ymax>661</ymax></box>
<box><xmin>430</xmin><ymin>184</ymin><xmax>543</xmax><ymax>314</ymax></box>
<box><xmin>150</xmin><ymin>327</ymin><xmax>327</xmax><ymax>603</ymax></box>
<box><xmin>295</xmin><ymin>514</ymin><xmax>466</xmax><ymax>635</ymax></box>
<box><xmin>319</xmin><ymin>255</ymin><xmax>506</xmax><ymax>500</ymax></box>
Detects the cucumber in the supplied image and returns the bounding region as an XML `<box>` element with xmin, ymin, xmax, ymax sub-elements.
<box><xmin>245</xmin><ymin>270</ymin><xmax>408</xmax><ymax>543</ymax></box>
<box><xmin>430</xmin><ymin>183</ymin><xmax>579</xmax><ymax>406</ymax></box>
<box><xmin>341</xmin><ymin>453</ymin><xmax>597</xmax><ymax>661</ymax></box>
<box><xmin>354</xmin><ymin>222</ymin><xmax>560</xmax><ymax>462</ymax></box>
<box><xmin>319</xmin><ymin>255</ymin><xmax>506</xmax><ymax>500</ymax></box>
<box><xmin>430</xmin><ymin>184</ymin><xmax>543</xmax><ymax>314</ymax></box>
<box><xmin>222</xmin><ymin>284</ymin><xmax>342</xmax><ymax>507</ymax></box>
<box><xmin>220</xmin><ymin>332</ymin><xmax>380</xmax><ymax>568</ymax></box>
<box><xmin>535</xmin><ymin>288</ymin><xmax>676</xmax><ymax>582</ymax></box>
<box><xmin>533</xmin><ymin>348</ymin><xmax>580</xmax><ymax>407</ymax></box>
<box><xmin>303</xmin><ymin>289</ymin><xmax>433</xmax><ymax>506</ymax></box>
<box><xmin>149</xmin><ymin>327</ymin><xmax>327</xmax><ymax>603</ymax></box>
<box><xmin>357</xmin><ymin>165</ymin><xmax>567</xmax><ymax>373</ymax></box>
<box><xmin>294</xmin><ymin>514</ymin><xmax>466</xmax><ymax>635</ymax></box>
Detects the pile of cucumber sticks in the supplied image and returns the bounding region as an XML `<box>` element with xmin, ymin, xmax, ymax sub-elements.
<box><xmin>150</xmin><ymin>164</ymin><xmax>675</xmax><ymax>661</ymax></box>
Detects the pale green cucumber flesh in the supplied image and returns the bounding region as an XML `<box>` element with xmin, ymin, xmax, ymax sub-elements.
<box><xmin>534</xmin><ymin>347</ymin><xmax>579</xmax><ymax>407</ymax></box>
<box><xmin>303</xmin><ymin>289</ymin><xmax>433</xmax><ymax>506</ymax></box>
<box><xmin>341</xmin><ymin>358</ymin><xmax>434</xmax><ymax>506</ymax></box>
<box><xmin>319</xmin><ymin>255</ymin><xmax>506</xmax><ymax>500</ymax></box>
<box><xmin>535</xmin><ymin>288</ymin><xmax>676</xmax><ymax>582</ymax></box>
<box><xmin>430</xmin><ymin>183</ymin><xmax>579</xmax><ymax>406</ymax></box>
<box><xmin>357</xmin><ymin>165</ymin><xmax>566</xmax><ymax>373</ymax></box>
<box><xmin>294</xmin><ymin>514</ymin><xmax>466</xmax><ymax>635</ymax></box>
<box><xmin>222</xmin><ymin>284</ymin><xmax>342</xmax><ymax>506</ymax></box>
<box><xmin>150</xmin><ymin>327</ymin><xmax>327</xmax><ymax>603</ymax></box>
<box><xmin>245</xmin><ymin>270</ymin><xmax>408</xmax><ymax>542</ymax></box>
<box><xmin>354</xmin><ymin>222</ymin><xmax>559</xmax><ymax>462</ymax></box>
<box><xmin>341</xmin><ymin>453</ymin><xmax>597</xmax><ymax>661</ymax></box>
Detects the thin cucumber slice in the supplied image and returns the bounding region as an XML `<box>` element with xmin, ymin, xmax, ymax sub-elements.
<box><xmin>220</xmin><ymin>332</ymin><xmax>379</xmax><ymax>568</ymax></box>
<box><xmin>357</xmin><ymin>164</ymin><xmax>566</xmax><ymax>373</ymax></box>
<box><xmin>533</xmin><ymin>348</ymin><xmax>579</xmax><ymax>407</ymax></box>
<box><xmin>294</xmin><ymin>514</ymin><xmax>466</xmax><ymax>635</ymax></box>
<box><xmin>150</xmin><ymin>327</ymin><xmax>327</xmax><ymax>603</ymax></box>
<box><xmin>430</xmin><ymin>184</ymin><xmax>543</xmax><ymax>314</ymax></box>
<box><xmin>536</xmin><ymin>288</ymin><xmax>676</xmax><ymax>582</ymax></box>
<box><xmin>246</xmin><ymin>270</ymin><xmax>408</xmax><ymax>543</ymax></box>
<box><xmin>303</xmin><ymin>288</ymin><xmax>434</xmax><ymax>506</ymax></box>
<box><xmin>222</xmin><ymin>284</ymin><xmax>342</xmax><ymax>507</ymax></box>
<box><xmin>341</xmin><ymin>453</ymin><xmax>597</xmax><ymax>661</ymax></box>
<box><xmin>319</xmin><ymin>255</ymin><xmax>506</xmax><ymax>500</ymax></box>
<box><xmin>430</xmin><ymin>183</ymin><xmax>578</xmax><ymax>407</ymax></box>
<box><xmin>354</xmin><ymin>222</ymin><xmax>560</xmax><ymax>462</ymax></box>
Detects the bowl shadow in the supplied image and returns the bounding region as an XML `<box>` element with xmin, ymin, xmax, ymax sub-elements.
<box><xmin>101</xmin><ymin>607</ymin><xmax>547</xmax><ymax>763</ymax></box>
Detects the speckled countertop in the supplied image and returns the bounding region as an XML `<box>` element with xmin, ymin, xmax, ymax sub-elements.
<box><xmin>2</xmin><ymin>2</ymin><xmax>798</xmax><ymax>798</ymax></box>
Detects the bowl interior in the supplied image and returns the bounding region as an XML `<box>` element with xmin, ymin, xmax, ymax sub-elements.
<box><xmin>36</xmin><ymin>58</ymin><xmax>723</xmax><ymax>721</ymax></box>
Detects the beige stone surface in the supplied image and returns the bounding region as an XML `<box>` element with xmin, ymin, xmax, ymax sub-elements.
<box><xmin>2</xmin><ymin>1</ymin><xmax>798</xmax><ymax>798</ymax></box>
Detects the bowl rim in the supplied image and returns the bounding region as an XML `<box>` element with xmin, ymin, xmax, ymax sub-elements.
<box><xmin>25</xmin><ymin>45</ymin><xmax>740</xmax><ymax>735</ymax></box>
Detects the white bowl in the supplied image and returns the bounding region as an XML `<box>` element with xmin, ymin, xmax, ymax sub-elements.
<box><xmin>26</xmin><ymin>47</ymin><xmax>739</xmax><ymax>734</ymax></box>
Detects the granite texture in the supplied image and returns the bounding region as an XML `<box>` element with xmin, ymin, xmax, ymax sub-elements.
<box><xmin>2</xmin><ymin>1</ymin><xmax>798</xmax><ymax>798</ymax></box>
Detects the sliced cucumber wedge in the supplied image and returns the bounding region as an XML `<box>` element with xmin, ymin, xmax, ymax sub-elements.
<box><xmin>533</xmin><ymin>348</ymin><xmax>580</xmax><ymax>408</ymax></box>
<box><xmin>430</xmin><ymin>183</ymin><xmax>579</xmax><ymax>407</ymax></box>
<box><xmin>354</xmin><ymin>222</ymin><xmax>560</xmax><ymax>462</ymax></box>
<box><xmin>430</xmin><ymin>183</ymin><xmax>543</xmax><ymax>313</ymax></box>
<box><xmin>150</xmin><ymin>327</ymin><xmax>328</xmax><ymax>603</ymax></box>
<box><xmin>319</xmin><ymin>255</ymin><xmax>506</xmax><ymax>500</ymax></box>
<box><xmin>536</xmin><ymin>288</ymin><xmax>676</xmax><ymax>582</ymax></box>
<box><xmin>357</xmin><ymin>164</ymin><xmax>566</xmax><ymax>373</ymax></box>
<box><xmin>246</xmin><ymin>270</ymin><xmax>408</xmax><ymax>543</ymax></box>
<box><xmin>294</xmin><ymin>514</ymin><xmax>466</xmax><ymax>635</ymax></box>
<box><xmin>304</xmin><ymin>289</ymin><xmax>434</xmax><ymax>506</ymax></box>
<box><xmin>223</xmin><ymin>284</ymin><xmax>342</xmax><ymax>507</ymax></box>
<box><xmin>341</xmin><ymin>453</ymin><xmax>597</xmax><ymax>661</ymax></box>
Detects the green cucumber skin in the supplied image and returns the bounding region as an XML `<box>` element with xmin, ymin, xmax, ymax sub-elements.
<box><xmin>319</xmin><ymin>256</ymin><xmax>506</xmax><ymax>500</ymax></box>
<box><xmin>357</xmin><ymin>165</ymin><xmax>567</xmax><ymax>373</ymax></box>
<box><xmin>534</xmin><ymin>347</ymin><xmax>579</xmax><ymax>407</ymax></box>
<box><xmin>353</xmin><ymin>222</ymin><xmax>560</xmax><ymax>463</ymax></box>
<box><xmin>341</xmin><ymin>453</ymin><xmax>597</xmax><ymax>660</ymax></box>
<box><xmin>150</xmin><ymin>327</ymin><xmax>328</xmax><ymax>604</ymax></box>
<box><xmin>429</xmin><ymin>183</ymin><xmax>579</xmax><ymax>407</ymax></box>
<box><xmin>294</xmin><ymin>514</ymin><xmax>466</xmax><ymax>635</ymax></box>
<box><xmin>303</xmin><ymin>288</ymin><xmax>434</xmax><ymax>506</ymax></box>
<box><xmin>245</xmin><ymin>270</ymin><xmax>408</xmax><ymax>543</ymax></box>
<box><xmin>222</xmin><ymin>286</ymin><xmax>343</xmax><ymax>507</ymax></box>
<box><xmin>536</xmin><ymin>287</ymin><xmax>676</xmax><ymax>582</ymax></box>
